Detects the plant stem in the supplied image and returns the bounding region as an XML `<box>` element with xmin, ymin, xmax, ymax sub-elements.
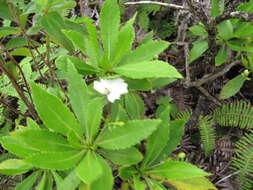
<box><xmin>124</xmin><ymin>1</ymin><xmax>188</xmax><ymax>10</ymax></box>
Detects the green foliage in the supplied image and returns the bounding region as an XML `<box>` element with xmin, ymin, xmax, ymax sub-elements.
<box><xmin>198</xmin><ymin>116</ymin><xmax>216</xmax><ymax>157</ymax></box>
<box><xmin>213</xmin><ymin>101</ymin><xmax>253</xmax><ymax>129</ymax></box>
<box><xmin>231</xmin><ymin>131</ymin><xmax>253</xmax><ymax>190</ymax></box>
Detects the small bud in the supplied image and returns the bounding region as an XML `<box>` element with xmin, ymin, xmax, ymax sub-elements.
<box><xmin>178</xmin><ymin>152</ymin><xmax>186</xmax><ymax>159</ymax></box>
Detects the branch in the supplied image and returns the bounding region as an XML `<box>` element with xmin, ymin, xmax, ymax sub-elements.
<box><xmin>184</xmin><ymin>61</ymin><xmax>240</xmax><ymax>88</ymax></box>
<box><xmin>216</xmin><ymin>11</ymin><xmax>253</xmax><ymax>25</ymax></box>
<box><xmin>124</xmin><ymin>1</ymin><xmax>188</xmax><ymax>10</ymax></box>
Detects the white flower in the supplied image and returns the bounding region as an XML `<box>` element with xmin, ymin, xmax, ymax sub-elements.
<box><xmin>93</xmin><ymin>78</ymin><xmax>128</xmax><ymax>102</ymax></box>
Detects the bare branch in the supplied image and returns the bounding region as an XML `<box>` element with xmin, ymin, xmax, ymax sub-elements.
<box><xmin>124</xmin><ymin>1</ymin><xmax>188</xmax><ymax>10</ymax></box>
<box><xmin>185</xmin><ymin>61</ymin><xmax>240</xmax><ymax>88</ymax></box>
<box><xmin>216</xmin><ymin>11</ymin><xmax>253</xmax><ymax>25</ymax></box>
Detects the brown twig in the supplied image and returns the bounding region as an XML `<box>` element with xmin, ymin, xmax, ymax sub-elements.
<box><xmin>184</xmin><ymin>61</ymin><xmax>240</xmax><ymax>88</ymax></box>
<box><xmin>196</xmin><ymin>86</ymin><xmax>221</xmax><ymax>106</ymax></box>
<box><xmin>216</xmin><ymin>11</ymin><xmax>253</xmax><ymax>25</ymax></box>
<box><xmin>0</xmin><ymin>56</ymin><xmax>39</xmax><ymax>121</ymax></box>
<box><xmin>124</xmin><ymin>1</ymin><xmax>188</xmax><ymax>10</ymax></box>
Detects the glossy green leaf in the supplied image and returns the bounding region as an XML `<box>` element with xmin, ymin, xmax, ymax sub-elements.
<box><xmin>110</xmin><ymin>100</ymin><xmax>129</xmax><ymax>122</ymax></box>
<box><xmin>0</xmin><ymin>136</ymin><xmax>39</xmax><ymax>158</ymax></box>
<box><xmin>56</xmin><ymin>56</ymin><xmax>90</xmax><ymax>131</ymax></box>
<box><xmin>151</xmin><ymin>78</ymin><xmax>177</xmax><ymax>89</ymax></box>
<box><xmin>0</xmin><ymin>1</ymin><xmax>13</xmax><ymax>20</ymax></box>
<box><xmin>58</xmin><ymin>170</ymin><xmax>81</xmax><ymax>190</ymax></box>
<box><xmin>219</xmin><ymin>74</ymin><xmax>247</xmax><ymax>99</ymax></box>
<box><xmin>11</xmin><ymin>48</ymin><xmax>31</xmax><ymax>56</ymax></box>
<box><xmin>26</xmin><ymin>151</ymin><xmax>85</xmax><ymax>170</ymax></box>
<box><xmin>153</xmin><ymin>120</ymin><xmax>185</xmax><ymax>164</ymax></box>
<box><xmin>234</xmin><ymin>22</ymin><xmax>253</xmax><ymax>37</ymax></box>
<box><xmin>41</xmin><ymin>12</ymin><xmax>74</xmax><ymax>52</ymax></box>
<box><xmin>215</xmin><ymin>45</ymin><xmax>228</xmax><ymax>66</ymax></box>
<box><xmin>166</xmin><ymin>177</ymin><xmax>218</xmax><ymax>190</ymax></box>
<box><xmin>100</xmin><ymin>147</ymin><xmax>143</xmax><ymax>165</ymax></box>
<box><xmin>14</xmin><ymin>171</ymin><xmax>39</xmax><ymax>190</ymax></box>
<box><xmin>227</xmin><ymin>42</ymin><xmax>253</xmax><ymax>53</ymax></box>
<box><xmin>89</xmin><ymin>156</ymin><xmax>113</xmax><ymax>190</ymax></box>
<box><xmin>133</xmin><ymin>176</ymin><xmax>146</xmax><ymax>190</ymax></box>
<box><xmin>0</xmin><ymin>159</ymin><xmax>32</xmax><ymax>175</ymax></box>
<box><xmin>114</xmin><ymin>61</ymin><xmax>182</xmax><ymax>79</ymax></box>
<box><xmin>76</xmin><ymin>151</ymin><xmax>102</xmax><ymax>184</ymax></box>
<box><xmin>147</xmin><ymin>160</ymin><xmax>210</xmax><ymax>179</ymax></box>
<box><xmin>100</xmin><ymin>0</ymin><xmax>120</xmax><ymax>60</ymax></box>
<box><xmin>189</xmin><ymin>40</ymin><xmax>208</xmax><ymax>63</ymax></box>
<box><xmin>189</xmin><ymin>25</ymin><xmax>208</xmax><ymax>37</ymax></box>
<box><xmin>12</xmin><ymin>128</ymin><xmax>75</xmax><ymax>152</ymax></box>
<box><xmin>0</xmin><ymin>27</ymin><xmax>20</xmax><ymax>38</ymax></box>
<box><xmin>119</xmin><ymin>166</ymin><xmax>137</xmax><ymax>179</ymax></box>
<box><xmin>84</xmin><ymin>97</ymin><xmax>106</xmax><ymax>143</ymax></box>
<box><xmin>125</xmin><ymin>78</ymin><xmax>152</xmax><ymax>91</ymax></box>
<box><xmin>143</xmin><ymin>105</ymin><xmax>171</xmax><ymax>168</ymax></box>
<box><xmin>6</xmin><ymin>37</ymin><xmax>28</xmax><ymax>49</ymax></box>
<box><xmin>123</xmin><ymin>41</ymin><xmax>169</xmax><ymax>65</ymax></box>
<box><xmin>63</xmin><ymin>30</ymin><xmax>86</xmax><ymax>54</ymax></box>
<box><xmin>112</xmin><ymin>15</ymin><xmax>135</xmax><ymax>65</ymax></box>
<box><xmin>31</xmin><ymin>82</ymin><xmax>83</xmax><ymax>140</ymax></box>
<box><xmin>217</xmin><ymin>20</ymin><xmax>233</xmax><ymax>40</ymax></box>
<box><xmin>124</xmin><ymin>93</ymin><xmax>144</xmax><ymax>119</ymax></box>
<box><xmin>96</xmin><ymin>119</ymin><xmax>161</xmax><ymax>150</ymax></box>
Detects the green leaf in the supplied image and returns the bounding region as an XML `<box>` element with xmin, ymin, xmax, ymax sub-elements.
<box><xmin>56</xmin><ymin>56</ymin><xmax>90</xmax><ymax>131</ymax></box>
<box><xmin>41</xmin><ymin>12</ymin><xmax>74</xmax><ymax>52</ymax></box>
<box><xmin>84</xmin><ymin>97</ymin><xmax>106</xmax><ymax>143</ymax></box>
<box><xmin>0</xmin><ymin>27</ymin><xmax>20</xmax><ymax>38</ymax></box>
<box><xmin>227</xmin><ymin>42</ymin><xmax>253</xmax><ymax>53</ymax></box>
<box><xmin>6</xmin><ymin>37</ymin><xmax>28</xmax><ymax>49</ymax></box>
<box><xmin>147</xmin><ymin>161</ymin><xmax>210</xmax><ymax>179</ymax></box>
<box><xmin>133</xmin><ymin>176</ymin><xmax>146</xmax><ymax>190</ymax></box>
<box><xmin>124</xmin><ymin>93</ymin><xmax>144</xmax><ymax>119</ymax></box>
<box><xmin>0</xmin><ymin>136</ymin><xmax>39</xmax><ymax>158</ymax></box>
<box><xmin>31</xmin><ymin>82</ymin><xmax>83</xmax><ymax>139</ymax></box>
<box><xmin>63</xmin><ymin>30</ymin><xmax>87</xmax><ymax>55</ymax></box>
<box><xmin>0</xmin><ymin>159</ymin><xmax>32</xmax><ymax>175</ymax></box>
<box><xmin>123</xmin><ymin>41</ymin><xmax>169</xmax><ymax>65</ymax></box>
<box><xmin>217</xmin><ymin>20</ymin><xmax>233</xmax><ymax>40</ymax></box>
<box><xmin>189</xmin><ymin>25</ymin><xmax>208</xmax><ymax>37</ymax></box>
<box><xmin>112</xmin><ymin>15</ymin><xmax>136</xmax><ymax>65</ymax></box>
<box><xmin>11</xmin><ymin>47</ymin><xmax>31</xmax><ymax>56</ymax></box>
<box><xmin>14</xmin><ymin>172</ymin><xmax>39</xmax><ymax>190</ymax></box>
<box><xmin>100</xmin><ymin>147</ymin><xmax>143</xmax><ymax>165</ymax></box>
<box><xmin>219</xmin><ymin>73</ymin><xmax>247</xmax><ymax>99</ymax></box>
<box><xmin>100</xmin><ymin>0</ymin><xmax>120</xmax><ymax>60</ymax></box>
<box><xmin>166</xmin><ymin>177</ymin><xmax>217</xmax><ymax>190</ymax></box>
<box><xmin>142</xmin><ymin>105</ymin><xmax>171</xmax><ymax>168</ymax></box>
<box><xmin>125</xmin><ymin>78</ymin><xmax>152</xmax><ymax>91</ymax></box>
<box><xmin>76</xmin><ymin>151</ymin><xmax>102</xmax><ymax>184</ymax></box>
<box><xmin>58</xmin><ymin>170</ymin><xmax>81</xmax><ymax>190</ymax></box>
<box><xmin>35</xmin><ymin>173</ymin><xmax>47</xmax><ymax>190</ymax></box>
<box><xmin>96</xmin><ymin>119</ymin><xmax>161</xmax><ymax>150</ymax></box>
<box><xmin>151</xmin><ymin>78</ymin><xmax>177</xmax><ymax>89</ymax></box>
<box><xmin>12</xmin><ymin>128</ymin><xmax>75</xmax><ymax>152</ymax></box>
<box><xmin>114</xmin><ymin>61</ymin><xmax>182</xmax><ymax>79</ymax></box>
<box><xmin>153</xmin><ymin>120</ymin><xmax>185</xmax><ymax>164</ymax></box>
<box><xmin>119</xmin><ymin>166</ymin><xmax>137</xmax><ymax>179</ymax></box>
<box><xmin>215</xmin><ymin>45</ymin><xmax>228</xmax><ymax>66</ymax></box>
<box><xmin>110</xmin><ymin>100</ymin><xmax>129</xmax><ymax>122</ymax></box>
<box><xmin>0</xmin><ymin>1</ymin><xmax>13</xmax><ymax>20</ymax></box>
<box><xmin>52</xmin><ymin>171</ymin><xmax>63</xmax><ymax>190</ymax></box>
<box><xmin>89</xmin><ymin>156</ymin><xmax>113</xmax><ymax>190</ymax></box>
<box><xmin>26</xmin><ymin>151</ymin><xmax>85</xmax><ymax>170</ymax></box>
<box><xmin>189</xmin><ymin>40</ymin><xmax>208</xmax><ymax>63</ymax></box>
<box><xmin>27</xmin><ymin>118</ymin><xmax>40</xmax><ymax>129</ymax></box>
<box><xmin>234</xmin><ymin>22</ymin><xmax>253</xmax><ymax>37</ymax></box>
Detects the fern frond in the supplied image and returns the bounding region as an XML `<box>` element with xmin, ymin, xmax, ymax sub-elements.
<box><xmin>198</xmin><ymin>115</ymin><xmax>216</xmax><ymax>157</ymax></box>
<box><xmin>213</xmin><ymin>101</ymin><xmax>253</xmax><ymax>129</ymax></box>
<box><xmin>175</xmin><ymin>109</ymin><xmax>192</xmax><ymax>123</ymax></box>
<box><xmin>231</xmin><ymin>131</ymin><xmax>253</xmax><ymax>190</ymax></box>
